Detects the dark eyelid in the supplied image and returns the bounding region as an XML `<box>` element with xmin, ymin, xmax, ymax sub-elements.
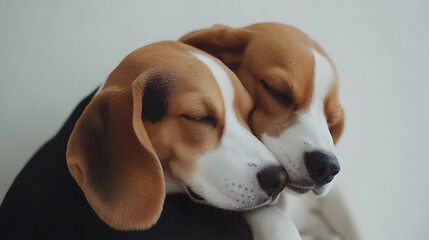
<box><xmin>261</xmin><ymin>80</ymin><xmax>293</xmax><ymax>107</ymax></box>
<box><xmin>181</xmin><ymin>114</ymin><xmax>217</xmax><ymax>127</ymax></box>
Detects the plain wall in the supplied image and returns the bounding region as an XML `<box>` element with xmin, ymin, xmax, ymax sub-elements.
<box><xmin>1</xmin><ymin>0</ymin><xmax>428</xmax><ymax>239</ymax></box>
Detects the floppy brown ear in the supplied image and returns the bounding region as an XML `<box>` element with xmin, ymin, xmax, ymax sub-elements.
<box><xmin>180</xmin><ymin>25</ymin><xmax>253</xmax><ymax>68</ymax></box>
<box><xmin>66</xmin><ymin>78</ymin><xmax>164</xmax><ymax>231</ymax></box>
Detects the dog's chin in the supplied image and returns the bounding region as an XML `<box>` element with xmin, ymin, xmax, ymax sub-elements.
<box><xmin>185</xmin><ymin>185</ymin><xmax>272</xmax><ymax>211</ymax></box>
<box><xmin>312</xmin><ymin>183</ymin><xmax>332</xmax><ymax>196</ymax></box>
<box><xmin>312</xmin><ymin>186</ymin><xmax>324</xmax><ymax>196</ymax></box>
<box><xmin>285</xmin><ymin>184</ymin><xmax>312</xmax><ymax>195</ymax></box>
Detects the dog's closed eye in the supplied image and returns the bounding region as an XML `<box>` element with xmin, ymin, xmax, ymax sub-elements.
<box><xmin>181</xmin><ymin>115</ymin><xmax>217</xmax><ymax>127</ymax></box>
<box><xmin>260</xmin><ymin>80</ymin><xmax>293</xmax><ymax>108</ymax></box>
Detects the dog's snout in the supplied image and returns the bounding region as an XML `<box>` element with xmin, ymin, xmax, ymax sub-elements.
<box><xmin>304</xmin><ymin>150</ymin><xmax>340</xmax><ymax>186</ymax></box>
<box><xmin>257</xmin><ymin>166</ymin><xmax>287</xmax><ymax>197</ymax></box>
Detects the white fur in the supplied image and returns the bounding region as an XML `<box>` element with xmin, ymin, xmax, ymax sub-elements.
<box><xmin>170</xmin><ymin>52</ymin><xmax>281</xmax><ymax>210</ymax></box>
<box><xmin>261</xmin><ymin>50</ymin><xmax>337</xmax><ymax>195</ymax></box>
<box><xmin>285</xmin><ymin>193</ymin><xmax>343</xmax><ymax>240</ymax></box>
<box><xmin>246</xmin><ymin>193</ymin><xmax>302</xmax><ymax>240</ymax></box>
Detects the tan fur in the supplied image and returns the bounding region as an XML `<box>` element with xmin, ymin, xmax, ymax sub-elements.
<box><xmin>180</xmin><ymin>23</ymin><xmax>344</xmax><ymax>143</ymax></box>
<box><xmin>66</xmin><ymin>41</ymin><xmax>254</xmax><ymax>231</ymax></box>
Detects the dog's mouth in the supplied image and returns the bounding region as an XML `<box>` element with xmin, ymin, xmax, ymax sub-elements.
<box><xmin>312</xmin><ymin>186</ymin><xmax>327</xmax><ymax>196</ymax></box>
<box><xmin>186</xmin><ymin>186</ymin><xmax>205</xmax><ymax>201</ymax></box>
<box><xmin>286</xmin><ymin>183</ymin><xmax>312</xmax><ymax>194</ymax></box>
<box><xmin>286</xmin><ymin>183</ymin><xmax>327</xmax><ymax>195</ymax></box>
<box><xmin>185</xmin><ymin>185</ymin><xmax>272</xmax><ymax>211</ymax></box>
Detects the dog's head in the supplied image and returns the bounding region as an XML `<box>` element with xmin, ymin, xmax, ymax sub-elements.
<box><xmin>181</xmin><ymin>23</ymin><xmax>344</xmax><ymax>196</ymax></box>
<box><xmin>66</xmin><ymin>41</ymin><xmax>285</xmax><ymax>231</ymax></box>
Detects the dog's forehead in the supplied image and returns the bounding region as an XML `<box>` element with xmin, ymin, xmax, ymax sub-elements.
<box><xmin>144</xmin><ymin>42</ymin><xmax>220</xmax><ymax>81</ymax></box>
<box><xmin>248</xmin><ymin>26</ymin><xmax>313</xmax><ymax>68</ymax></box>
<box><xmin>244</xmin><ymin>24</ymin><xmax>339</xmax><ymax>108</ymax></box>
<box><xmin>246</xmin><ymin>23</ymin><xmax>313</xmax><ymax>53</ymax></box>
<box><xmin>245</xmin><ymin>23</ymin><xmax>338</xmax><ymax>85</ymax></box>
<box><xmin>104</xmin><ymin>41</ymin><xmax>225</xmax><ymax>94</ymax></box>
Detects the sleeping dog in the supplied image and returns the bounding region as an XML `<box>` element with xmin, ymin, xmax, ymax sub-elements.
<box><xmin>180</xmin><ymin>23</ymin><xmax>345</xmax><ymax>239</ymax></box>
<box><xmin>65</xmin><ymin>40</ymin><xmax>288</xmax><ymax>230</ymax></box>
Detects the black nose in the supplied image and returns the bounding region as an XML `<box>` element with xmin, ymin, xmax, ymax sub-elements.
<box><xmin>257</xmin><ymin>166</ymin><xmax>287</xmax><ymax>197</ymax></box>
<box><xmin>304</xmin><ymin>150</ymin><xmax>340</xmax><ymax>186</ymax></box>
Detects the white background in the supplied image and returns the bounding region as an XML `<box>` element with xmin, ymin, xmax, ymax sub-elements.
<box><xmin>1</xmin><ymin>0</ymin><xmax>428</xmax><ymax>239</ymax></box>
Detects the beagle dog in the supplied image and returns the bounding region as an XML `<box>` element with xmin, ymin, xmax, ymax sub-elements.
<box><xmin>66</xmin><ymin>40</ymin><xmax>288</xmax><ymax>231</ymax></box>
<box><xmin>180</xmin><ymin>23</ymin><xmax>345</xmax><ymax>239</ymax></box>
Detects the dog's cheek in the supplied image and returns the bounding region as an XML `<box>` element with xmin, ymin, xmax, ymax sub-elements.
<box><xmin>248</xmin><ymin>109</ymin><xmax>271</xmax><ymax>138</ymax></box>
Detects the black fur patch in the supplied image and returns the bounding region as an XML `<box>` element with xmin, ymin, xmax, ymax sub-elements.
<box><xmin>141</xmin><ymin>74</ymin><xmax>173</xmax><ymax>122</ymax></box>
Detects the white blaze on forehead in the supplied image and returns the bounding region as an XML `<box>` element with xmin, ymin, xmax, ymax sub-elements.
<box><xmin>288</xmin><ymin>49</ymin><xmax>335</xmax><ymax>151</ymax></box>
<box><xmin>191</xmin><ymin>52</ymin><xmax>235</xmax><ymax>116</ymax></box>
<box><xmin>312</xmin><ymin>49</ymin><xmax>334</xmax><ymax>109</ymax></box>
